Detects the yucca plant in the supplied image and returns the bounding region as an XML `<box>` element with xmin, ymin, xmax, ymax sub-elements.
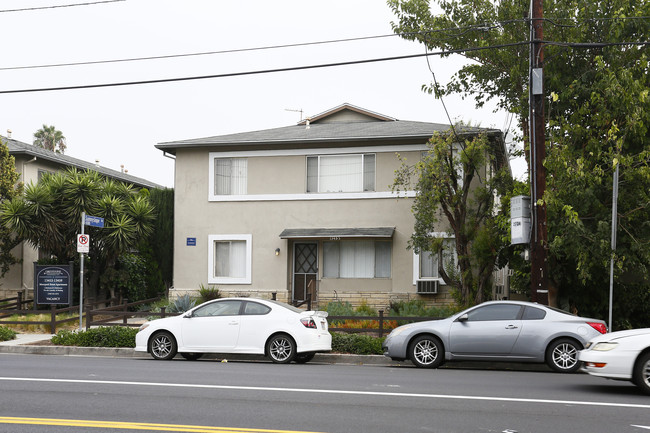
<box><xmin>168</xmin><ymin>294</ymin><xmax>196</xmax><ymax>313</ymax></box>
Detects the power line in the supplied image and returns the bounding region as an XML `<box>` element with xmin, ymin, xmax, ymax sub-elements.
<box><xmin>0</xmin><ymin>0</ymin><xmax>125</xmax><ymax>13</ymax></box>
<box><xmin>0</xmin><ymin>42</ymin><xmax>530</xmax><ymax>94</ymax></box>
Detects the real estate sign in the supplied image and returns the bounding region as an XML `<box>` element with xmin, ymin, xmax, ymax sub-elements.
<box><xmin>34</xmin><ymin>264</ymin><xmax>73</xmax><ymax>305</ymax></box>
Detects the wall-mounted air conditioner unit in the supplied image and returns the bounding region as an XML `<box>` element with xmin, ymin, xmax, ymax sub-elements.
<box><xmin>416</xmin><ymin>280</ymin><xmax>439</xmax><ymax>294</ymax></box>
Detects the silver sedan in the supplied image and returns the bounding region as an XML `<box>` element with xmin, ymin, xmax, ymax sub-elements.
<box><xmin>382</xmin><ymin>300</ymin><xmax>607</xmax><ymax>372</ymax></box>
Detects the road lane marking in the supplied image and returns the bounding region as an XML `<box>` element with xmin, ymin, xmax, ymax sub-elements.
<box><xmin>0</xmin><ymin>376</ymin><xmax>648</xmax><ymax>410</ymax></box>
<box><xmin>0</xmin><ymin>417</ymin><xmax>324</xmax><ymax>433</ymax></box>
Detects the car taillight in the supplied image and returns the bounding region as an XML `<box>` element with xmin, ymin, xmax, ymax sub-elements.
<box><xmin>587</xmin><ymin>322</ymin><xmax>607</xmax><ymax>334</ymax></box>
<box><xmin>300</xmin><ymin>318</ymin><xmax>317</xmax><ymax>329</ymax></box>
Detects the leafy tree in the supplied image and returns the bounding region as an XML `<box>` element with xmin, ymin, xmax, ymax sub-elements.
<box><xmin>0</xmin><ymin>139</ymin><xmax>22</xmax><ymax>279</ymax></box>
<box><xmin>33</xmin><ymin>125</ymin><xmax>66</xmax><ymax>154</ymax></box>
<box><xmin>148</xmin><ymin>188</ymin><xmax>173</xmax><ymax>289</ymax></box>
<box><xmin>0</xmin><ymin>168</ymin><xmax>155</xmax><ymax>301</ymax></box>
<box><xmin>389</xmin><ymin>0</ymin><xmax>650</xmax><ymax>326</ymax></box>
<box><xmin>393</xmin><ymin>129</ymin><xmax>512</xmax><ymax>306</ymax></box>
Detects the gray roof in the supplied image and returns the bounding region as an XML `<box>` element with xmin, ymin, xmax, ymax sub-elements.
<box><xmin>3</xmin><ymin>137</ymin><xmax>163</xmax><ymax>189</ymax></box>
<box><xmin>157</xmin><ymin>120</ymin><xmax>495</xmax><ymax>153</ymax></box>
<box><xmin>279</xmin><ymin>227</ymin><xmax>395</xmax><ymax>239</ymax></box>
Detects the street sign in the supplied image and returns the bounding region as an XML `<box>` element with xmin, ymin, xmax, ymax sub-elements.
<box><xmin>187</xmin><ymin>237</ymin><xmax>196</xmax><ymax>246</ymax></box>
<box><xmin>85</xmin><ymin>215</ymin><xmax>105</xmax><ymax>228</ymax></box>
<box><xmin>77</xmin><ymin>234</ymin><xmax>90</xmax><ymax>253</ymax></box>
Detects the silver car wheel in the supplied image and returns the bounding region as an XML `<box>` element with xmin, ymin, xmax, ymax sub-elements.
<box><xmin>546</xmin><ymin>338</ymin><xmax>581</xmax><ymax>373</ymax></box>
<box><xmin>267</xmin><ymin>334</ymin><xmax>296</xmax><ymax>364</ymax></box>
<box><xmin>409</xmin><ymin>335</ymin><xmax>443</xmax><ymax>368</ymax></box>
<box><xmin>149</xmin><ymin>331</ymin><xmax>177</xmax><ymax>360</ymax></box>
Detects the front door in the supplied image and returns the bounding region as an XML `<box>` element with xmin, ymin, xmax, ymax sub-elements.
<box><xmin>293</xmin><ymin>242</ymin><xmax>317</xmax><ymax>303</ymax></box>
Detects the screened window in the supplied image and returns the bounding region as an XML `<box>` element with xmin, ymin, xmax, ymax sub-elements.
<box><xmin>416</xmin><ymin>238</ymin><xmax>457</xmax><ymax>280</ymax></box>
<box><xmin>208</xmin><ymin>234</ymin><xmax>252</xmax><ymax>284</ymax></box>
<box><xmin>214</xmin><ymin>158</ymin><xmax>247</xmax><ymax>195</ymax></box>
<box><xmin>323</xmin><ymin>240</ymin><xmax>391</xmax><ymax>278</ymax></box>
<box><xmin>307</xmin><ymin>154</ymin><xmax>375</xmax><ymax>193</ymax></box>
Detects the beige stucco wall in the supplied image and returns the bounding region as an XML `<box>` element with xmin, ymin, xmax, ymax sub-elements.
<box><xmin>171</xmin><ymin>146</ymin><xmax>453</xmax><ymax>309</ymax></box>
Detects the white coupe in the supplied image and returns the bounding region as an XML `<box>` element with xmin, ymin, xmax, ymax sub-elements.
<box><xmin>578</xmin><ymin>328</ymin><xmax>650</xmax><ymax>394</ymax></box>
<box><xmin>135</xmin><ymin>298</ymin><xmax>331</xmax><ymax>363</ymax></box>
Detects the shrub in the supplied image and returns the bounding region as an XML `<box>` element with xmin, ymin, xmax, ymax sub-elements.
<box><xmin>0</xmin><ymin>326</ymin><xmax>17</xmax><ymax>342</ymax></box>
<box><xmin>168</xmin><ymin>294</ymin><xmax>196</xmax><ymax>313</ymax></box>
<box><xmin>197</xmin><ymin>284</ymin><xmax>222</xmax><ymax>303</ymax></box>
<box><xmin>331</xmin><ymin>332</ymin><xmax>384</xmax><ymax>355</ymax></box>
<box><xmin>51</xmin><ymin>326</ymin><xmax>138</xmax><ymax>347</ymax></box>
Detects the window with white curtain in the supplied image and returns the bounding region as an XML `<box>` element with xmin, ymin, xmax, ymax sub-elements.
<box><xmin>414</xmin><ymin>237</ymin><xmax>457</xmax><ymax>282</ymax></box>
<box><xmin>208</xmin><ymin>234</ymin><xmax>252</xmax><ymax>284</ymax></box>
<box><xmin>307</xmin><ymin>154</ymin><xmax>375</xmax><ymax>193</ymax></box>
<box><xmin>323</xmin><ymin>240</ymin><xmax>391</xmax><ymax>278</ymax></box>
<box><xmin>214</xmin><ymin>158</ymin><xmax>247</xmax><ymax>195</ymax></box>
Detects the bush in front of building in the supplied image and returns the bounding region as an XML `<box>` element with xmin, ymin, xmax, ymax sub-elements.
<box><xmin>330</xmin><ymin>332</ymin><xmax>384</xmax><ymax>355</ymax></box>
<box><xmin>52</xmin><ymin>326</ymin><xmax>138</xmax><ymax>347</ymax></box>
<box><xmin>0</xmin><ymin>325</ymin><xmax>16</xmax><ymax>342</ymax></box>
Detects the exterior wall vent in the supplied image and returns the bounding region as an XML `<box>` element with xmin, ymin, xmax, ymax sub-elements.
<box><xmin>416</xmin><ymin>280</ymin><xmax>439</xmax><ymax>294</ymax></box>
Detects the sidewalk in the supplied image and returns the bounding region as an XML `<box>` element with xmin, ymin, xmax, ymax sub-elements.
<box><xmin>0</xmin><ymin>332</ymin><xmax>553</xmax><ymax>371</ymax></box>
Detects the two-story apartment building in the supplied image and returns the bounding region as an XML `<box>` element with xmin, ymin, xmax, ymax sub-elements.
<box><xmin>157</xmin><ymin>104</ymin><xmax>507</xmax><ymax>309</ymax></box>
<box><xmin>1</xmin><ymin>136</ymin><xmax>162</xmax><ymax>300</ymax></box>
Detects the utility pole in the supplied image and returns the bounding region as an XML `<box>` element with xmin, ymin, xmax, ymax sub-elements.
<box><xmin>529</xmin><ymin>0</ymin><xmax>549</xmax><ymax>305</ymax></box>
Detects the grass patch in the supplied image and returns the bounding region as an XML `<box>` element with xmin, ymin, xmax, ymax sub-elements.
<box><xmin>0</xmin><ymin>313</ymin><xmax>80</xmax><ymax>334</ymax></box>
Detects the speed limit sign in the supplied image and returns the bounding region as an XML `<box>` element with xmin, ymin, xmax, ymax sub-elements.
<box><xmin>77</xmin><ymin>234</ymin><xmax>90</xmax><ymax>253</ymax></box>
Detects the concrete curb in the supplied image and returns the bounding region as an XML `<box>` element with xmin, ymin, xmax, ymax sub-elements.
<box><xmin>0</xmin><ymin>341</ymin><xmax>552</xmax><ymax>371</ymax></box>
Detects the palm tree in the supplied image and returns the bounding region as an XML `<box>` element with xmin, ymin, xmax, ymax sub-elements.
<box><xmin>33</xmin><ymin>125</ymin><xmax>66</xmax><ymax>154</ymax></box>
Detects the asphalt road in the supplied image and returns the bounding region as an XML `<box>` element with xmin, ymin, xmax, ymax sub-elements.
<box><xmin>0</xmin><ymin>353</ymin><xmax>648</xmax><ymax>433</ymax></box>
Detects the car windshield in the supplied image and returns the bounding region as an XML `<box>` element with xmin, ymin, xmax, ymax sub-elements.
<box><xmin>267</xmin><ymin>299</ymin><xmax>304</xmax><ymax>313</ymax></box>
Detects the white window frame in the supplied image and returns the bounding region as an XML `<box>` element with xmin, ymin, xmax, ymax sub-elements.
<box><xmin>307</xmin><ymin>153</ymin><xmax>376</xmax><ymax>193</ymax></box>
<box><xmin>412</xmin><ymin>233</ymin><xmax>456</xmax><ymax>285</ymax></box>
<box><xmin>208</xmin><ymin>146</ymin><xmax>420</xmax><ymax>202</ymax></box>
<box><xmin>208</xmin><ymin>234</ymin><xmax>252</xmax><ymax>284</ymax></box>
<box><xmin>209</xmin><ymin>157</ymin><xmax>247</xmax><ymax>197</ymax></box>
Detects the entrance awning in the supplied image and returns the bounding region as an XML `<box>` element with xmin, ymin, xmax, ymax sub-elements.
<box><xmin>279</xmin><ymin>227</ymin><xmax>395</xmax><ymax>239</ymax></box>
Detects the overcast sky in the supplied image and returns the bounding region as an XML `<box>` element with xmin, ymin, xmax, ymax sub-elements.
<box><xmin>0</xmin><ymin>0</ymin><xmax>525</xmax><ymax>188</ymax></box>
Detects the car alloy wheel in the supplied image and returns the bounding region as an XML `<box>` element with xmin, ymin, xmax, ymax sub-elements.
<box><xmin>409</xmin><ymin>335</ymin><xmax>443</xmax><ymax>369</ymax></box>
<box><xmin>149</xmin><ymin>331</ymin><xmax>177</xmax><ymax>360</ymax></box>
<box><xmin>546</xmin><ymin>338</ymin><xmax>581</xmax><ymax>373</ymax></box>
<box><xmin>633</xmin><ymin>352</ymin><xmax>650</xmax><ymax>395</ymax></box>
<box><xmin>267</xmin><ymin>334</ymin><xmax>296</xmax><ymax>364</ymax></box>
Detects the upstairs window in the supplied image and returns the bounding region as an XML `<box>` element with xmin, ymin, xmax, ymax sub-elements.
<box><xmin>214</xmin><ymin>158</ymin><xmax>247</xmax><ymax>195</ymax></box>
<box><xmin>307</xmin><ymin>154</ymin><xmax>375</xmax><ymax>193</ymax></box>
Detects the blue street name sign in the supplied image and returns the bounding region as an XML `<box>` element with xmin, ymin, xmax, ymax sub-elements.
<box><xmin>85</xmin><ymin>215</ymin><xmax>105</xmax><ymax>228</ymax></box>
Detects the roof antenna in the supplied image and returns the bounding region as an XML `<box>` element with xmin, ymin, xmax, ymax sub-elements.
<box><xmin>285</xmin><ymin>108</ymin><xmax>303</xmax><ymax>121</ymax></box>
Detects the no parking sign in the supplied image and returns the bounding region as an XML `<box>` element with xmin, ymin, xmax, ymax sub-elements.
<box><xmin>77</xmin><ymin>234</ymin><xmax>90</xmax><ymax>253</ymax></box>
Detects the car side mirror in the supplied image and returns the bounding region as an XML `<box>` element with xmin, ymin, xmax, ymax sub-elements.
<box><xmin>457</xmin><ymin>313</ymin><xmax>469</xmax><ymax>323</ymax></box>
<box><xmin>183</xmin><ymin>312</ymin><xmax>193</xmax><ymax>318</ymax></box>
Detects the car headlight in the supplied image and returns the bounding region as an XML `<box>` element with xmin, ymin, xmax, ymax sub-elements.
<box><xmin>138</xmin><ymin>323</ymin><xmax>150</xmax><ymax>332</ymax></box>
<box><xmin>591</xmin><ymin>342</ymin><xmax>618</xmax><ymax>351</ymax></box>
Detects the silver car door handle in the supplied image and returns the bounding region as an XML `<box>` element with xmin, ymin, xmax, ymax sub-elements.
<box><xmin>228</xmin><ymin>321</ymin><xmax>238</xmax><ymax>325</ymax></box>
<box><xmin>505</xmin><ymin>325</ymin><xmax>519</xmax><ymax>329</ymax></box>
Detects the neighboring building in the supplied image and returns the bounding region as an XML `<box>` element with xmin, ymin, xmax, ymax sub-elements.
<box><xmin>0</xmin><ymin>136</ymin><xmax>162</xmax><ymax>299</ymax></box>
<box><xmin>157</xmin><ymin>104</ymin><xmax>508</xmax><ymax>310</ymax></box>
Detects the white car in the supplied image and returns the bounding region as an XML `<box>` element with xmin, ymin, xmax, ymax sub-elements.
<box><xmin>135</xmin><ymin>298</ymin><xmax>331</xmax><ymax>363</ymax></box>
<box><xmin>578</xmin><ymin>328</ymin><xmax>650</xmax><ymax>394</ymax></box>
